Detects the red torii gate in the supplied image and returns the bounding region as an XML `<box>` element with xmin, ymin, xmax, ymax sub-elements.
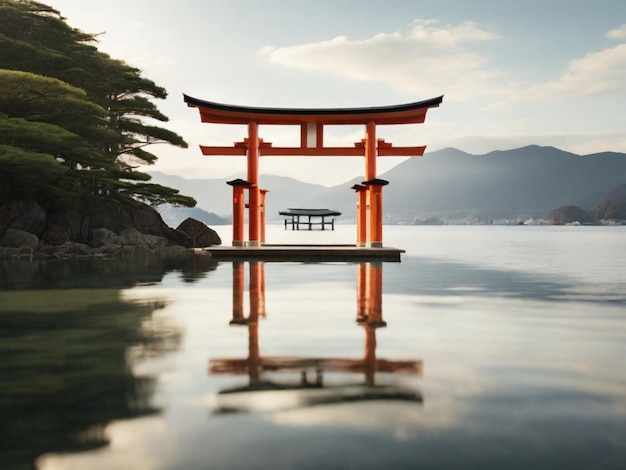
<box><xmin>184</xmin><ymin>94</ymin><xmax>443</xmax><ymax>247</ymax></box>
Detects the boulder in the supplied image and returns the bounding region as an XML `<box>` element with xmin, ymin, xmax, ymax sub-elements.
<box><xmin>176</xmin><ymin>218</ymin><xmax>222</xmax><ymax>247</ymax></box>
<box><xmin>46</xmin><ymin>210</ymin><xmax>90</xmax><ymax>243</ymax></box>
<box><xmin>8</xmin><ymin>200</ymin><xmax>47</xmax><ymax>235</ymax></box>
<box><xmin>118</xmin><ymin>228</ymin><xmax>168</xmax><ymax>249</ymax></box>
<box><xmin>0</xmin><ymin>200</ymin><xmax>46</xmax><ymax>238</ymax></box>
<box><xmin>96</xmin><ymin>244</ymin><xmax>123</xmax><ymax>257</ymax></box>
<box><xmin>0</xmin><ymin>228</ymin><xmax>40</xmax><ymax>250</ymax></box>
<box><xmin>89</xmin><ymin>228</ymin><xmax>120</xmax><ymax>248</ymax></box>
<box><xmin>41</xmin><ymin>224</ymin><xmax>70</xmax><ymax>246</ymax></box>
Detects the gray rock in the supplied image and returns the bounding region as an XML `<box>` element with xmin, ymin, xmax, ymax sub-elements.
<box><xmin>41</xmin><ymin>224</ymin><xmax>70</xmax><ymax>246</ymax></box>
<box><xmin>48</xmin><ymin>210</ymin><xmax>90</xmax><ymax>242</ymax></box>
<box><xmin>48</xmin><ymin>242</ymin><xmax>100</xmax><ymax>258</ymax></box>
<box><xmin>90</xmin><ymin>228</ymin><xmax>120</xmax><ymax>247</ymax></box>
<box><xmin>0</xmin><ymin>228</ymin><xmax>39</xmax><ymax>250</ymax></box>
<box><xmin>118</xmin><ymin>228</ymin><xmax>168</xmax><ymax>248</ymax></box>
<box><xmin>9</xmin><ymin>200</ymin><xmax>47</xmax><ymax>235</ymax></box>
<box><xmin>0</xmin><ymin>200</ymin><xmax>46</xmax><ymax>238</ymax></box>
<box><xmin>176</xmin><ymin>218</ymin><xmax>222</xmax><ymax>247</ymax></box>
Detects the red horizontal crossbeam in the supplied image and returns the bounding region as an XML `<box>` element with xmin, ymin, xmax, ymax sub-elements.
<box><xmin>210</xmin><ymin>356</ymin><xmax>422</xmax><ymax>375</ymax></box>
<box><xmin>200</xmin><ymin>139</ymin><xmax>426</xmax><ymax>157</ymax></box>
<box><xmin>261</xmin><ymin>146</ymin><xmax>364</xmax><ymax>156</ymax></box>
<box><xmin>378</xmin><ymin>145</ymin><xmax>426</xmax><ymax>156</ymax></box>
<box><xmin>200</xmin><ymin>145</ymin><xmax>246</xmax><ymax>156</ymax></box>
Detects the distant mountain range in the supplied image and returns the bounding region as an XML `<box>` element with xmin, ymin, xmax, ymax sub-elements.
<box><xmin>149</xmin><ymin>145</ymin><xmax>626</xmax><ymax>225</ymax></box>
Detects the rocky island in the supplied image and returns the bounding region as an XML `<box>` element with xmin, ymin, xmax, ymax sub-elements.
<box><xmin>0</xmin><ymin>198</ymin><xmax>221</xmax><ymax>261</ymax></box>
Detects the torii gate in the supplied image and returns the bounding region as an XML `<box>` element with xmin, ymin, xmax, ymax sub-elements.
<box><xmin>184</xmin><ymin>94</ymin><xmax>443</xmax><ymax>247</ymax></box>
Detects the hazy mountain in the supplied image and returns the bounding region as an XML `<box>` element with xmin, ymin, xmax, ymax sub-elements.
<box><xmin>157</xmin><ymin>205</ymin><xmax>230</xmax><ymax>227</ymax></box>
<box><xmin>147</xmin><ymin>172</ymin><xmax>232</xmax><ymax>216</ymax></box>
<box><xmin>149</xmin><ymin>145</ymin><xmax>626</xmax><ymax>224</ymax></box>
<box><xmin>147</xmin><ymin>172</ymin><xmax>331</xmax><ymax>221</ymax></box>
<box><xmin>257</xmin><ymin>175</ymin><xmax>330</xmax><ymax>220</ymax></box>
<box><xmin>375</xmin><ymin>145</ymin><xmax>626</xmax><ymax>221</ymax></box>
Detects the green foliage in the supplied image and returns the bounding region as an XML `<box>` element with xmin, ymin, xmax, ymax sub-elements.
<box><xmin>121</xmin><ymin>182</ymin><xmax>197</xmax><ymax>207</ymax></box>
<box><xmin>0</xmin><ymin>114</ymin><xmax>112</xmax><ymax>169</ymax></box>
<box><xmin>0</xmin><ymin>69</ymin><xmax>105</xmax><ymax>128</ymax></box>
<box><xmin>0</xmin><ymin>69</ymin><xmax>116</xmax><ymax>157</ymax></box>
<box><xmin>0</xmin><ymin>0</ymin><xmax>194</xmax><ymax>208</ymax></box>
<box><xmin>0</xmin><ymin>143</ymin><xmax>68</xmax><ymax>201</ymax></box>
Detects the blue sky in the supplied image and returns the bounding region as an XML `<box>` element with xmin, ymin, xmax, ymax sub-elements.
<box><xmin>48</xmin><ymin>0</ymin><xmax>626</xmax><ymax>185</ymax></box>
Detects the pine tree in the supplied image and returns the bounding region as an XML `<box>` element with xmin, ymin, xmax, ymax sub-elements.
<box><xmin>0</xmin><ymin>0</ymin><xmax>195</xmax><ymax>207</ymax></box>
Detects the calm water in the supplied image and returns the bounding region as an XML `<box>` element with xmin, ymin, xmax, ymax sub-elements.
<box><xmin>1</xmin><ymin>225</ymin><xmax>625</xmax><ymax>469</ymax></box>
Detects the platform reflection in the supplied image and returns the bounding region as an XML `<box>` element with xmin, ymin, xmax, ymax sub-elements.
<box><xmin>209</xmin><ymin>261</ymin><xmax>423</xmax><ymax>414</ymax></box>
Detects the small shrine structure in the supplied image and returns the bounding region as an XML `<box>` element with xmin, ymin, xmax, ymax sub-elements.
<box><xmin>279</xmin><ymin>208</ymin><xmax>341</xmax><ymax>231</ymax></box>
<box><xmin>184</xmin><ymin>94</ymin><xmax>442</xmax><ymax>247</ymax></box>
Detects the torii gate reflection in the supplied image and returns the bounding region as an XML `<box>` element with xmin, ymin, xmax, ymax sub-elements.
<box><xmin>210</xmin><ymin>261</ymin><xmax>423</xmax><ymax>412</ymax></box>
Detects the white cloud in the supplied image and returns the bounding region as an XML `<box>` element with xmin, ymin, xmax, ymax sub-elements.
<box><xmin>528</xmin><ymin>44</ymin><xmax>626</xmax><ymax>98</ymax></box>
<box><xmin>260</xmin><ymin>19</ymin><xmax>626</xmax><ymax>107</ymax></box>
<box><xmin>259</xmin><ymin>20</ymin><xmax>501</xmax><ymax>100</ymax></box>
<box><xmin>606</xmin><ymin>24</ymin><xmax>626</xmax><ymax>40</ymax></box>
<box><xmin>408</xmin><ymin>18</ymin><xmax>498</xmax><ymax>45</ymax></box>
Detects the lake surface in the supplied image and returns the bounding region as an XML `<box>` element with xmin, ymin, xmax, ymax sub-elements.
<box><xmin>2</xmin><ymin>225</ymin><xmax>625</xmax><ymax>469</ymax></box>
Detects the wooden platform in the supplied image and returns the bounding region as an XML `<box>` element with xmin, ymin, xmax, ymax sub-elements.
<box><xmin>200</xmin><ymin>244</ymin><xmax>405</xmax><ymax>262</ymax></box>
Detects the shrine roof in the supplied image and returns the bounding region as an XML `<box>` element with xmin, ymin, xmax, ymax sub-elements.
<box><xmin>184</xmin><ymin>94</ymin><xmax>443</xmax><ymax>125</ymax></box>
<box><xmin>279</xmin><ymin>208</ymin><xmax>342</xmax><ymax>217</ymax></box>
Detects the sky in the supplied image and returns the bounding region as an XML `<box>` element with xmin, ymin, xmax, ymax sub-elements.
<box><xmin>47</xmin><ymin>0</ymin><xmax>626</xmax><ymax>185</ymax></box>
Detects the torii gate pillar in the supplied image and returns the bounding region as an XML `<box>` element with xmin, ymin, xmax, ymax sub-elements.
<box><xmin>247</xmin><ymin>122</ymin><xmax>261</xmax><ymax>246</ymax></box>
<box><xmin>363</xmin><ymin>178</ymin><xmax>389</xmax><ymax>248</ymax></box>
<box><xmin>227</xmin><ymin>178</ymin><xmax>252</xmax><ymax>247</ymax></box>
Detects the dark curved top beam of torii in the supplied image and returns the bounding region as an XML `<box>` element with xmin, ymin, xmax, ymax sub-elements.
<box><xmin>184</xmin><ymin>93</ymin><xmax>443</xmax><ymax>248</ymax></box>
<box><xmin>183</xmin><ymin>94</ymin><xmax>443</xmax><ymax>125</ymax></box>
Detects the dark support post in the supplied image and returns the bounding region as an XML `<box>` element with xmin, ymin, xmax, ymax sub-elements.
<box><xmin>260</xmin><ymin>189</ymin><xmax>269</xmax><ymax>244</ymax></box>
<box><xmin>352</xmin><ymin>184</ymin><xmax>367</xmax><ymax>247</ymax></box>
